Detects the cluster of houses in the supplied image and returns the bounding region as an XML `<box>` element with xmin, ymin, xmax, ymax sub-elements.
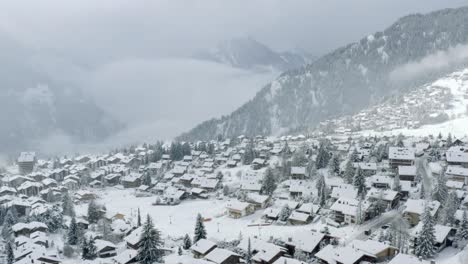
<box><xmin>1</xmin><ymin>130</ymin><xmax>468</xmax><ymax>264</ymax></box>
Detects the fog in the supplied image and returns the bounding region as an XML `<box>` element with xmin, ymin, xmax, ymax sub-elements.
<box><xmin>0</xmin><ymin>0</ymin><xmax>467</xmax><ymax>154</ymax></box>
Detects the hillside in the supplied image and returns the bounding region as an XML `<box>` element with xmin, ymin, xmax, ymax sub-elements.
<box><xmin>179</xmin><ymin>6</ymin><xmax>468</xmax><ymax>141</ymax></box>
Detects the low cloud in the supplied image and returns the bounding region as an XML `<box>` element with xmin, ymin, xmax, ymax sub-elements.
<box><xmin>390</xmin><ymin>43</ymin><xmax>468</xmax><ymax>82</ymax></box>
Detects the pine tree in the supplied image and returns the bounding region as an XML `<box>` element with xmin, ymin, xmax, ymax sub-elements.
<box><xmin>87</xmin><ymin>238</ymin><xmax>97</xmax><ymax>260</ymax></box>
<box><xmin>319</xmin><ymin>183</ymin><xmax>327</xmax><ymax>207</ymax></box>
<box><xmin>458</xmin><ymin>210</ymin><xmax>468</xmax><ymax>240</ymax></box>
<box><xmin>194</xmin><ymin>213</ymin><xmax>207</xmax><ymax>243</ymax></box>
<box><xmin>420</xmin><ymin>183</ymin><xmax>426</xmax><ymax>199</ymax></box>
<box><xmin>316</xmin><ymin>173</ymin><xmax>325</xmax><ymax>198</ymax></box>
<box><xmin>62</xmin><ymin>192</ymin><xmax>75</xmax><ymax>217</ymax></box>
<box><xmin>137</xmin><ymin>208</ymin><xmax>142</xmax><ymax>227</ymax></box>
<box><xmin>350</xmin><ymin>148</ymin><xmax>359</xmax><ymax>162</ymax></box>
<box><xmin>353</xmin><ymin>167</ymin><xmax>366</xmax><ymax>199</ymax></box>
<box><xmin>142</xmin><ymin>172</ymin><xmax>152</xmax><ymax>186</ymax></box>
<box><xmin>262</xmin><ymin>168</ymin><xmax>277</xmax><ymax>195</ymax></box>
<box><xmin>245</xmin><ymin>237</ymin><xmax>252</xmax><ymax>264</ymax></box>
<box><xmin>178</xmin><ymin>246</ymin><xmax>183</xmax><ymax>256</ymax></box>
<box><xmin>356</xmin><ymin>197</ymin><xmax>364</xmax><ymax>225</ymax></box>
<box><xmin>183</xmin><ymin>234</ymin><xmax>192</xmax><ymax>249</ymax></box>
<box><xmin>81</xmin><ymin>238</ymin><xmax>89</xmax><ymax>259</ymax></box>
<box><xmin>68</xmin><ymin>217</ymin><xmax>80</xmax><ymax>245</ymax></box>
<box><xmin>316</xmin><ymin>142</ymin><xmax>330</xmax><ymax>169</ymax></box>
<box><xmin>279</xmin><ymin>205</ymin><xmax>291</xmax><ymax>222</ymax></box>
<box><xmin>439</xmin><ymin>191</ymin><xmax>458</xmax><ymax>225</ymax></box>
<box><xmin>344</xmin><ymin>159</ymin><xmax>354</xmax><ymax>184</ymax></box>
<box><xmin>243</xmin><ymin>143</ymin><xmax>255</xmax><ymax>165</ymax></box>
<box><xmin>446</xmin><ymin>133</ymin><xmax>453</xmax><ymax>148</ymax></box>
<box><xmin>87</xmin><ymin>200</ymin><xmax>100</xmax><ymax>224</ymax></box>
<box><xmin>432</xmin><ymin>171</ymin><xmax>448</xmax><ymax>204</ymax></box>
<box><xmin>6</xmin><ymin>241</ymin><xmax>14</xmax><ymax>264</ymax></box>
<box><xmin>291</xmin><ymin>149</ymin><xmax>308</xmax><ymax>167</ymax></box>
<box><xmin>328</xmin><ymin>153</ymin><xmax>340</xmax><ymax>176</ymax></box>
<box><xmin>414</xmin><ymin>205</ymin><xmax>436</xmax><ymax>259</ymax></box>
<box><xmin>2</xmin><ymin>209</ymin><xmax>17</xmax><ymax>240</ymax></box>
<box><xmin>137</xmin><ymin>214</ymin><xmax>163</xmax><ymax>264</ymax></box>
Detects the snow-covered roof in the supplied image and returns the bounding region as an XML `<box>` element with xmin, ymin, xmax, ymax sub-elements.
<box><xmin>124</xmin><ymin>226</ymin><xmax>143</xmax><ymax>246</ymax></box>
<box><xmin>330</xmin><ymin>197</ymin><xmax>370</xmax><ymax>217</ymax></box>
<box><xmin>446</xmin><ymin>146</ymin><xmax>468</xmax><ymax>163</ymax></box>
<box><xmin>273</xmin><ymin>257</ymin><xmax>306</xmax><ymax>264</ymax></box>
<box><xmin>190</xmin><ymin>239</ymin><xmax>217</xmax><ymax>254</ymax></box>
<box><xmin>315</xmin><ymin>244</ymin><xmax>371</xmax><ymax>264</ymax></box>
<box><xmin>204</xmin><ymin>248</ymin><xmax>239</xmax><ymax>263</ymax></box>
<box><xmin>446</xmin><ymin>165</ymin><xmax>468</xmax><ymax>177</ymax></box>
<box><xmin>18</xmin><ymin>152</ymin><xmax>36</xmax><ymax>163</ymax></box>
<box><xmin>113</xmin><ymin>249</ymin><xmax>138</xmax><ymax>264</ymax></box>
<box><xmin>398</xmin><ymin>165</ymin><xmax>416</xmax><ymax>176</ymax></box>
<box><xmin>95</xmin><ymin>239</ymin><xmax>117</xmax><ymax>252</ymax></box>
<box><xmin>366</xmin><ymin>188</ymin><xmax>399</xmax><ymax>201</ymax></box>
<box><xmin>411</xmin><ymin>223</ymin><xmax>452</xmax><ymax>243</ymax></box>
<box><xmin>288</xmin><ymin>211</ymin><xmax>310</xmax><ymax>222</ymax></box>
<box><xmin>403</xmin><ymin>199</ymin><xmax>440</xmax><ymax>216</ymax></box>
<box><xmin>389</xmin><ymin>147</ymin><xmax>415</xmax><ymax>160</ymax></box>
<box><xmin>291</xmin><ymin>166</ymin><xmax>306</xmax><ymax>175</ymax></box>
<box><xmin>296</xmin><ymin>203</ymin><xmax>320</xmax><ymax>214</ymax></box>
<box><xmin>350</xmin><ymin>239</ymin><xmax>396</xmax><ymax>256</ymax></box>
<box><xmin>331</xmin><ymin>184</ymin><xmax>358</xmax><ymax>200</ymax></box>
<box><xmin>226</xmin><ymin>201</ymin><xmax>251</xmax><ymax>212</ymax></box>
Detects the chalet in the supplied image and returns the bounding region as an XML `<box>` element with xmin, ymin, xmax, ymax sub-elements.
<box><xmin>263</xmin><ymin>208</ymin><xmax>281</xmax><ymax>221</ymax></box>
<box><xmin>74</xmin><ymin>190</ymin><xmax>97</xmax><ymax>202</ymax></box>
<box><xmin>124</xmin><ymin>226</ymin><xmax>143</xmax><ymax>249</ymax></box>
<box><xmin>113</xmin><ymin>249</ymin><xmax>138</xmax><ymax>264</ymax></box>
<box><xmin>226</xmin><ymin>201</ymin><xmax>255</xmax><ymax>218</ymax></box>
<box><xmin>296</xmin><ymin>203</ymin><xmax>320</xmax><ymax>215</ymax></box>
<box><xmin>0</xmin><ymin>186</ymin><xmax>17</xmax><ymax>196</ymax></box>
<box><xmin>367</xmin><ymin>175</ymin><xmax>393</xmax><ymax>189</ymax></box>
<box><xmin>121</xmin><ymin>173</ymin><xmax>142</xmax><ymax>188</ymax></box>
<box><xmin>353</xmin><ymin>162</ymin><xmax>377</xmax><ymax>176</ymax></box>
<box><xmin>104</xmin><ymin>173</ymin><xmax>121</xmax><ymax>186</ymax></box>
<box><xmin>283</xmin><ymin>231</ymin><xmax>327</xmax><ymax>257</ymax></box>
<box><xmin>18</xmin><ymin>152</ymin><xmax>36</xmax><ymax>175</ymax></box>
<box><xmin>204</xmin><ymin>248</ymin><xmax>241</xmax><ymax>264</ymax></box>
<box><xmin>226</xmin><ymin>160</ymin><xmax>237</xmax><ymax>168</ymax></box>
<box><xmin>388</xmin><ymin>147</ymin><xmax>415</xmax><ymax>168</ymax></box>
<box><xmin>17</xmin><ymin>181</ymin><xmax>43</xmax><ymax>197</ymax></box>
<box><xmin>330</xmin><ymin>197</ymin><xmax>370</xmax><ymax>224</ymax></box>
<box><xmin>289</xmin><ymin>180</ymin><xmax>314</xmax><ymax>198</ymax></box>
<box><xmin>290</xmin><ymin>166</ymin><xmax>307</xmax><ymax>179</ymax></box>
<box><xmin>12</xmin><ymin>222</ymin><xmax>48</xmax><ymax>237</ymax></box>
<box><xmin>411</xmin><ymin>223</ymin><xmax>452</xmax><ymax>252</ymax></box>
<box><xmin>95</xmin><ymin>239</ymin><xmax>118</xmax><ymax>258</ymax></box>
<box><xmin>403</xmin><ymin>199</ymin><xmax>440</xmax><ymax>226</ymax></box>
<box><xmin>398</xmin><ymin>165</ymin><xmax>417</xmax><ymax>181</ymax></box>
<box><xmin>252</xmin><ymin>158</ymin><xmax>267</xmax><ymax>170</ymax></box>
<box><xmin>446</xmin><ymin>146</ymin><xmax>468</xmax><ymax>167</ymax></box>
<box><xmin>239</xmin><ymin>238</ymin><xmax>285</xmax><ymax>264</ymax></box>
<box><xmin>446</xmin><ymin>165</ymin><xmax>468</xmax><ymax>184</ymax></box>
<box><xmin>288</xmin><ymin>211</ymin><xmax>310</xmax><ymax>225</ymax></box>
<box><xmin>350</xmin><ymin>239</ymin><xmax>398</xmax><ymax>262</ymax></box>
<box><xmin>315</xmin><ymin>244</ymin><xmax>375</xmax><ymax>264</ymax></box>
<box><xmin>330</xmin><ymin>184</ymin><xmax>357</xmax><ymax>201</ymax></box>
<box><xmin>366</xmin><ymin>188</ymin><xmax>400</xmax><ymax>209</ymax></box>
<box><xmin>246</xmin><ymin>193</ymin><xmax>270</xmax><ymax>209</ymax></box>
<box><xmin>191</xmin><ymin>239</ymin><xmax>217</xmax><ymax>258</ymax></box>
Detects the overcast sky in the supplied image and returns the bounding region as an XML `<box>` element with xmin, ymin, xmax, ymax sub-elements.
<box><xmin>1</xmin><ymin>0</ymin><xmax>467</xmax><ymax>150</ymax></box>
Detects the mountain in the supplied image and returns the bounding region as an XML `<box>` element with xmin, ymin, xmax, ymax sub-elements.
<box><xmin>179</xmin><ymin>6</ymin><xmax>468</xmax><ymax>141</ymax></box>
<box><xmin>0</xmin><ymin>31</ymin><xmax>122</xmax><ymax>153</ymax></box>
<box><xmin>195</xmin><ymin>37</ymin><xmax>315</xmax><ymax>71</ymax></box>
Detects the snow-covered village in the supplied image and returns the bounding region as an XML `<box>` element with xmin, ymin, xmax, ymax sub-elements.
<box><xmin>0</xmin><ymin>132</ymin><xmax>468</xmax><ymax>264</ymax></box>
<box><xmin>3</xmin><ymin>1</ymin><xmax>468</xmax><ymax>264</ymax></box>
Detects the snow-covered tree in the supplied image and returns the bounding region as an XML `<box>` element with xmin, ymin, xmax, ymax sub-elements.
<box><xmin>343</xmin><ymin>159</ymin><xmax>354</xmax><ymax>184</ymax></box>
<box><xmin>68</xmin><ymin>217</ymin><xmax>80</xmax><ymax>245</ymax></box>
<box><xmin>2</xmin><ymin>209</ymin><xmax>17</xmax><ymax>240</ymax></box>
<box><xmin>328</xmin><ymin>153</ymin><xmax>340</xmax><ymax>176</ymax></box>
<box><xmin>414</xmin><ymin>205</ymin><xmax>436</xmax><ymax>259</ymax></box>
<box><xmin>142</xmin><ymin>172</ymin><xmax>152</xmax><ymax>186</ymax></box>
<box><xmin>279</xmin><ymin>205</ymin><xmax>291</xmax><ymax>222</ymax></box>
<box><xmin>350</xmin><ymin>148</ymin><xmax>359</xmax><ymax>162</ymax></box>
<box><xmin>243</xmin><ymin>142</ymin><xmax>255</xmax><ymax>165</ymax></box>
<box><xmin>446</xmin><ymin>133</ymin><xmax>453</xmax><ymax>148</ymax></box>
<box><xmin>458</xmin><ymin>210</ymin><xmax>468</xmax><ymax>241</ymax></box>
<box><xmin>316</xmin><ymin>142</ymin><xmax>330</xmax><ymax>169</ymax></box>
<box><xmin>439</xmin><ymin>191</ymin><xmax>458</xmax><ymax>225</ymax></box>
<box><xmin>194</xmin><ymin>213</ymin><xmax>207</xmax><ymax>243</ymax></box>
<box><xmin>62</xmin><ymin>192</ymin><xmax>75</xmax><ymax>218</ymax></box>
<box><xmin>353</xmin><ymin>167</ymin><xmax>366</xmax><ymax>199</ymax></box>
<box><xmin>87</xmin><ymin>200</ymin><xmax>100</xmax><ymax>224</ymax></box>
<box><xmin>393</xmin><ymin>173</ymin><xmax>401</xmax><ymax>192</ymax></box>
<box><xmin>291</xmin><ymin>148</ymin><xmax>308</xmax><ymax>167</ymax></box>
<box><xmin>432</xmin><ymin>171</ymin><xmax>448</xmax><ymax>204</ymax></box>
<box><xmin>245</xmin><ymin>237</ymin><xmax>252</xmax><ymax>264</ymax></box>
<box><xmin>6</xmin><ymin>241</ymin><xmax>14</xmax><ymax>264</ymax></box>
<box><xmin>420</xmin><ymin>183</ymin><xmax>426</xmax><ymax>199</ymax></box>
<box><xmin>137</xmin><ymin>214</ymin><xmax>163</xmax><ymax>264</ymax></box>
<box><xmin>262</xmin><ymin>168</ymin><xmax>277</xmax><ymax>195</ymax></box>
<box><xmin>183</xmin><ymin>234</ymin><xmax>192</xmax><ymax>250</ymax></box>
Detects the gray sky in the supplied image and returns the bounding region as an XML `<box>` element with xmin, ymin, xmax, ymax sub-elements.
<box><xmin>1</xmin><ymin>0</ymin><xmax>467</xmax><ymax>149</ymax></box>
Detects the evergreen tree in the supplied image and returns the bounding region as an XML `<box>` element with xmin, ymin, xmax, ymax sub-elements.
<box><xmin>194</xmin><ymin>213</ymin><xmax>207</xmax><ymax>243</ymax></box>
<box><xmin>87</xmin><ymin>200</ymin><xmax>100</xmax><ymax>224</ymax></box>
<box><xmin>458</xmin><ymin>210</ymin><xmax>468</xmax><ymax>240</ymax></box>
<box><xmin>353</xmin><ymin>167</ymin><xmax>366</xmax><ymax>199</ymax></box>
<box><xmin>432</xmin><ymin>171</ymin><xmax>448</xmax><ymax>204</ymax></box>
<box><xmin>316</xmin><ymin>142</ymin><xmax>330</xmax><ymax>169</ymax></box>
<box><xmin>393</xmin><ymin>173</ymin><xmax>401</xmax><ymax>192</ymax></box>
<box><xmin>68</xmin><ymin>217</ymin><xmax>80</xmax><ymax>245</ymax></box>
<box><xmin>81</xmin><ymin>238</ymin><xmax>89</xmax><ymax>259</ymax></box>
<box><xmin>414</xmin><ymin>205</ymin><xmax>436</xmax><ymax>259</ymax></box>
<box><xmin>350</xmin><ymin>148</ymin><xmax>359</xmax><ymax>162</ymax></box>
<box><xmin>396</xmin><ymin>134</ymin><xmax>405</xmax><ymax>147</ymax></box>
<box><xmin>142</xmin><ymin>172</ymin><xmax>152</xmax><ymax>186</ymax></box>
<box><xmin>178</xmin><ymin>246</ymin><xmax>183</xmax><ymax>256</ymax></box>
<box><xmin>328</xmin><ymin>154</ymin><xmax>340</xmax><ymax>176</ymax></box>
<box><xmin>278</xmin><ymin>205</ymin><xmax>291</xmax><ymax>222</ymax></box>
<box><xmin>137</xmin><ymin>214</ymin><xmax>163</xmax><ymax>264</ymax></box>
<box><xmin>243</xmin><ymin>143</ymin><xmax>255</xmax><ymax>165</ymax></box>
<box><xmin>344</xmin><ymin>159</ymin><xmax>355</xmax><ymax>184</ymax></box>
<box><xmin>319</xmin><ymin>183</ymin><xmax>327</xmax><ymax>207</ymax></box>
<box><xmin>316</xmin><ymin>173</ymin><xmax>325</xmax><ymax>198</ymax></box>
<box><xmin>62</xmin><ymin>192</ymin><xmax>75</xmax><ymax>217</ymax></box>
<box><xmin>137</xmin><ymin>208</ymin><xmax>142</xmax><ymax>227</ymax></box>
<box><xmin>87</xmin><ymin>238</ymin><xmax>97</xmax><ymax>260</ymax></box>
<box><xmin>245</xmin><ymin>237</ymin><xmax>252</xmax><ymax>264</ymax></box>
<box><xmin>439</xmin><ymin>191</ymin><xmax>458</xmax><ymax>225</ymax></box>
<box><xmin>291</xmin><ymin>149</ymin><xmax>308</xmax><ymax>167</ymax></box>
<box><xmin>183</xmin><ymin>234</ymin><xmax>192</xmax><ymax>250</ymax></box>
<box><xmin>356</xmin><ymin>197</ymin><xmax>365</xmax><ymax>225</ymax></box>
<box><xmin>420</xmin><ymin>183</ymin><xmax>426</xmax><ymax>199</ymax></box>
<box><xmin>6</xmin><ymin>241</ymin><xmax>14</xmax><ymax>264</ymax></box>
<box><xmin>262</xmin><ymin>168</ymin><xmax>277</xmax><ymax>195</ymax></box>
<box><xmin>446</xmin><ymin>133</ymin><xmax>453</xmax><ymax>148</ymax></box>
<box><xmin>2</xmin><ymin>209</ymin><xmax>17</xmax><ymax>240</ymax></box>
